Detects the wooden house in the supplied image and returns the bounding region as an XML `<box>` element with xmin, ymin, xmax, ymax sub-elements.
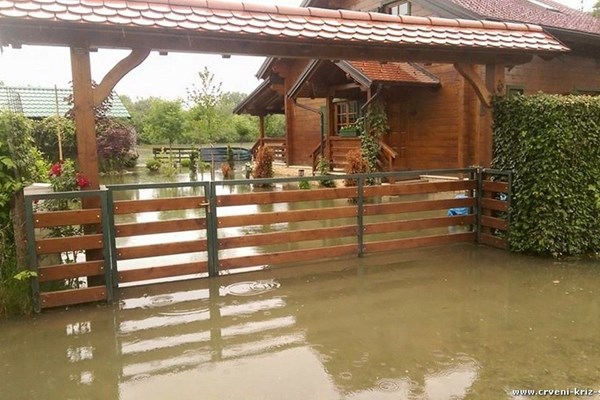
<box><xmin>236</xmin><ymin>0</ymin><xmax>600</xmax><ymax>172</ymax></box>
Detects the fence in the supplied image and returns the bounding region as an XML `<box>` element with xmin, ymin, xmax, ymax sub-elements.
<box><xmin>24</xmin><ymin>168</ymin><xmax>511</xmax><ymax>311</ymax></box>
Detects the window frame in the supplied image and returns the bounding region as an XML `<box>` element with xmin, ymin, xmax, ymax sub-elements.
<box><xmin>334</xmin><ymin>100</ymin><xmax>360</xmax><ymax>134</ymax></box>
<box><xmin>384</xmin><ymin>0</ymin><xmax>411</xmax><ymax>16</ymax></box>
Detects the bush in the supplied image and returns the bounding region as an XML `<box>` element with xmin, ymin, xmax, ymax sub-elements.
<box><xmin>252</xmin><ymin>145</ymin><xmax>274</xmax><ymax>180</ymax></box>
<box><xmin>31</xmin><ymin>116</ymin><xmax>77</xmax><ymax>161</ymax></box>
<box><xmin>316</xmin><ymin>156</ymin><xmax>335</xmax><ymax>188</ymax></box>
<box><xmin>146</xmin><ymin>159</ymin><xmax>161</xmax><ymax>172</ymax></box>
<box><xmin>96</xmin><ymin>119</ymin><xmax>137</xmax><ymax>172</ymax></box>
<box><xmin>493</xmin><ymin>94</ymin><xmax>600</xmax><ymax>256</ymax></box>
<box><xmin>180</xmin><ymin>158</ymin><xmax>191</xmax><ymax>168</ymax></box>
<box><xmin>344</xmin><ymin>149</ymin><xmax>368</xmax><ymax>187</ymax></box>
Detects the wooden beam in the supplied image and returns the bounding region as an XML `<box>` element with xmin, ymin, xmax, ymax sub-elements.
<box><xmin>454</xmin><ymin>63</ymin><xmax>492</xmax><ymax>108</ymax></box>
<box><xmin>0</xmin><ymin>23</ymin><xmax>540</xmax><ymax>66</ymax></box>
<box><xmin>93</xmin><ymin>48</ymin><xmax>150</xmax><ymax>107</ymax></box>
<box><xmin>259</xmin><ymin>115</ymin><xmax>265</xmax><ymax>140</ymax></box>
<box><xmin>70</xmin><ymin>47</ymin><xmax>99</xmax><ymax>190</ymax></box>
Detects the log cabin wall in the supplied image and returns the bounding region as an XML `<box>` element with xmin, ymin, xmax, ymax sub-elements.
<box><xmin>383</xmin><ymin>63</ymin><xmax>466</xmax><ymax>170</ymax></box>
<box><xmin>290</xmin><ymin>98</ymin><xmax>326</xmax><ymax>165</ymax></box>
<box><xmin>277</xmin><ymin>59</ymin><xmax>326</xmax><ymax>165</ymax></box>
<box><xmin>505</xmin><ymin>54</ymin><xmax>600</xmax><ymax>94</ymax></box>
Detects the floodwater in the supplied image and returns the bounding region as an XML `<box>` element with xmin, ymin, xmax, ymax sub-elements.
<box><xmin>2</xmin><ymin>244</ymin><xmax>600</xmax><ymax>399</ymax></box>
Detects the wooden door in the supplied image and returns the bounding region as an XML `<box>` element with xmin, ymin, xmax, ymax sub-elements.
<box><xmin>386</xmin><ymin>100</ymin><xmax>408</xmax><ymax>170</ymax></box>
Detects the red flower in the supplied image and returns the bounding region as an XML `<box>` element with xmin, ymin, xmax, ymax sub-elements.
<box><xmin>49</xmin><ymin>162</ymin><xmax>62</xmax><ymax>177</ymax></box>
<box><xmin>75</xmin><ymin>173</ymin><xmax>90</xmax><ymax>189</ymax></box>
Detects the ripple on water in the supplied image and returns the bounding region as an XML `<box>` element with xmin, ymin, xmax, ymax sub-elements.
<box><xmin>375</xmin><ymin>378</ymin><xmax>402</xmax><ymax>392</ymax></box>
<box><xmin>223</xmin><ymin>280</ymin><xmax>281</xmax><ymax>297</ymax></box>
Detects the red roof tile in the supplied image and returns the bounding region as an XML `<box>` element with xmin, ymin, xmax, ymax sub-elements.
<box><xmin>347</xmin><ymin>61</ymin><xmax>440</xmax><ymax>86</ymax></box>
<box><xmin>0</xmin><ymin>0</ymin><xmax>569</xmax><ymax>53</ymax></box>
<box><xmin>442</xmin><ymin>0</ymin><xmax>600</xmax><ymax>36</ymax></box>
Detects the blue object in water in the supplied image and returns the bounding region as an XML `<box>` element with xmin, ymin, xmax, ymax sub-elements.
<box><xmin>448</xmin><ymin>194</ymin><xmax>469</xmax><ymax>216</ymax></box>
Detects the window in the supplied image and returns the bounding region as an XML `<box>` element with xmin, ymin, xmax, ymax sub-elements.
<box><xmin>507</xmin><ymin>86</ymin><xmax>525</xmax><ymax>98</ymax></box>
<box><xmin>385</xmin><ymin>1</ymin><xmax>411</xmax><ymax>16</ymax></box>
<box><xmin>335</xmin><ymin>101</ymin><xmax>359</xmax><ymax>134</ymax></box>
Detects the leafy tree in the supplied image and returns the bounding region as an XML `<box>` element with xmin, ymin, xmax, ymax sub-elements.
<box><xmin>96</xmin><ymin>119</ymin><xmax>138</xmax><ymax>172</ymax></box>
<box><xmin>120</xmin><ymin>95</ymin><xmax>161</xmax><ymax>144</ymax></box>
<box><xmin>265</xmin><ymin>114</ymin><xmax>286</xmax><ymax>138</ymax></box>
<box><xmin>186</xmin><ymin>67</ymin><xmax>224</xmax><ymax>144</ymax></box>
<box><xmin>143</xmin><ymin>99</ymin><xmax>185</xmax><ymax>151</ymax></box>
<box><xmin>592</xmin><ymin>0</ymin><xmax>600</xmax><ymax>17</ymax></box>
<box><xmin>31</xmin><ymin>116</ymin><xmax>77</xmax><ymax>161</ymax></box>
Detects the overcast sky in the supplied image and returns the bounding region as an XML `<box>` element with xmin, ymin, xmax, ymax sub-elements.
<box><xmin>0</xmin><ymin>0</ymin><xmax>594</xmax><ymax>101</ymax></box>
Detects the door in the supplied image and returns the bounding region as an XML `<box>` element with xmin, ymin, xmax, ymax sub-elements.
<box><xmin>386</xmin><ymin>100</ymin><xmax>408</xmax><ymax>170</ymax></box>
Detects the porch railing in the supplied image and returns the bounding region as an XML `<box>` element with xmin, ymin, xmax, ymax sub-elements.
<box><xmin>251</xmin><ymin>137</ymin><xmax>286</xmax><ymax>163</ymax></box>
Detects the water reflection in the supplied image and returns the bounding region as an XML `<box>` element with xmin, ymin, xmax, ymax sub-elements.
<box><xmin>2</xmin><ymin>244</ymin><xmax>600</xmax><ymax>399</ymax></box>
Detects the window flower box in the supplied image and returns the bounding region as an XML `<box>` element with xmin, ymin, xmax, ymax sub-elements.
<box><xmin>338</xmin><ymin>127</ymin><xmax>358</xmax><ymax>137</ymax></box>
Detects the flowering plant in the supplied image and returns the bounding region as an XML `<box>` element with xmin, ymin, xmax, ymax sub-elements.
<box><xmin>48</xmin><ymin>159</ymin><xmax>90</xmax><ymax>192</ymax></box>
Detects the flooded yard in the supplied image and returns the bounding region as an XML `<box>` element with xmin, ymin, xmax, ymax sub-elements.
<box><xmin>2</xmin><ymin>244</ymin><xmax>600</xmax><ymax>399</ymax></box>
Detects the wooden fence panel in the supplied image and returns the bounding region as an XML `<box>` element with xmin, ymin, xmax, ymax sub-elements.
<box><xmin>115</xmin><ymin>218</ymin><xmax>207</xmax><ymax>237</ymax></box>
<box><xmin>40</xmin><ymin>286</ymin><xmax>107</xmax><ymax>309</ymax></box>
<box><xmin>217</xmin><ymin>187</ymin><xmax>358</xmax><ymax>207</ymax></box>
<box><xmin>34</xmin><ymin>208</ymin><xmax>102</xmax><ymax>228</ymax></box>
<box><xmin>118</xmin><ymin>261</ymin><xmax>209</xmax><ymax>283</ymax></box>
<box><xmin>114</xmin><ymin>196</ymin><xmax>207</xmax><ymax>214</ymax></box>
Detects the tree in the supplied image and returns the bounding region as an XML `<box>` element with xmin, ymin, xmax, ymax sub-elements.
<box><xmin>592</xmin><ymin>0</ymin><xmax>600</xmax><ymax>17</ymax></box>
<box><xmin>186</xmin><ymin>67</ymin><xmax>224</xmax><ymax>144</ymax></box>
<box><xmin>120</xmin><ymin>95</ymin><xmax>160</xmax><ymax>144</ymax></box>
<box><xmin>143</xmin><ymin>99</ymin><xmax>185</xmax><ymax>151</ymax></box>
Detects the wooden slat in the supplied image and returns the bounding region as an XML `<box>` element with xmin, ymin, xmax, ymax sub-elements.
<box><xmin>119</xmin><ymin>261</ymin><xmax>209</xmax><ymax>283</ymax></box>
<box><xmin>480</xmin><ymin>233</ymin><xmax>508</xmax><ymax>249</ymax></box>
<box><xmin>115</xmin><ymin>218</ymin><xmax>207</xmax><ymax>237</ymax></box>
<box><xmin>481</xmin><ymin>198</ymin><xmax>508</xmax><ymax>212</ymax></box>
<box><xmin>217</xmin><ymin>187</ymin><xmax>358</xmax><ymax>207</ymax></box>
<box><xmin>219</xmin><ymin>225</ymin><xmax>357</xmax><ymax>249</ymax></box>
<box><xmin>482</xmin><ymin>180</ymin><xmax>509</xmax><ymax>193</ymax></box>
<box><xmin>364</xmin><ymin>232</ymin><xmax>475</xmax><ymax>253</ymax></box>
<box><xmin>117</xmin><ymin>239</ymin><xmax>207</xmax><ymax>260</ymax></box>
<box><xmin>481</xmin><ymin>215</ymin><xmax>508</xmax><ymax>230</ymax></box>
<box><xmin>218</xmin><ymin>205</ymin><xmax>357</xmax><ymax>228</ymax></box>
<box><xmin>40</xmin><ymin>286</ymin><xmax>107</xmax><ymax>309</ymax></box>
<box><xmin>114</xmin><ymin>196</ymin><xmax>207</xmax><ymax>215</ymax></box>
<box><xmin>364</xmin><ymin>215</ymin><xmax>475</xmax><ymax>235</ymax></box>
<box><xmin>364</xmin><ymin>197</ymin><xmax>476</xmax><ymax>216</ymax></box>
<box><xmin>36</xmin><ymin>234</ymin><xmax>103</xmax><ymax>255</ymax></box>
<box><xmin>363</xmin><ymin>180</ymin><xmax>476</xmax><ymax>198</ymax></box>
<box><xmin>220</xmin><ymin>244</ymin><xmax>357</xmax><ymax>270</ymax></box>
<box><xmin>34</xmin><ymin>208</ymin><xmax>101</xmax><ymax>228</ymax></box>
<box><xmin>38</xmin><ymin>260</ymin><xmax>105</xmax><ymax>282</ymax></box>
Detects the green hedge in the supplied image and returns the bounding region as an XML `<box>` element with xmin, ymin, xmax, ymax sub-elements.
<box><xmin>493</xmin><ymin>94</ymin><xmax>600</xmax><ymax>256</ymax></box>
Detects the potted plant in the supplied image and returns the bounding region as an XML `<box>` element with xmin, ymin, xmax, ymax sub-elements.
<box><xmin>338</xmin><ymin>124</ymin><xmax>358</xmax><ymax>137</ymax></box>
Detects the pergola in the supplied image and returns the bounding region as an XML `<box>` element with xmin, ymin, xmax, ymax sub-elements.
<box><xmin>0</xmin><ymin>0</ymin><xmax>568</xmax><ymax>188</ymax></box>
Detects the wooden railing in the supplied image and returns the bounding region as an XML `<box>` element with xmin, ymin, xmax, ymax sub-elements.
<box><xmin>310</xmin><ymin>141</ymin><xmax>326</xmax><ymax>173</ymax></box>
<box><xmin>152</xmin><ymin>146</ymin><xmax>196</xmax><ymax>163</ymax></box>
<box><xmin>251</xmin><ymin>137</ymin><xmax>287</xmax><ymax>163</ymax></box>
<box><xmin>377</xmin><ymin>140</ymin><xmax>398</xmax><ymax>172</ymax></box>
<box><xmin>477</xmin><ymin>169</ymin><xmax>511</xmax><ymax>249</ymax></box>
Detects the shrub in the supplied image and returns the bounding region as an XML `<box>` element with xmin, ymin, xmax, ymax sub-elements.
<box><xmin>253</xmin><ymin>145</ymin><xmax>274</xmax><ymax>180</ymax></box>
<box><xmin>493</xmin><ymin>94</ymin><xmax>600</xmax><ymax>256</ymax></box>
<box><xmin>344</xmin><ymin>149</ymin><xmax>368</xmax><ymax>187</ymax></box>
<box><xmin>96</xmin><ymin>119</ymin><xmax>137</xmax><ymax>172</ymax></box>
<box><xmin>316</xmin><ymin>156</ymin><xmax>335</xmax><ymax>188</ymax></box>
<box><xmin>221</xmin><ymin>162</ymin><xmax>233</xmax><ymax>179</ymax></box>
<box><xmin>298</xmin><ymin>179</ymin><xmax>311</xmax><ymax>190</ymax></box>
<box><xmin>181</xmin><ymin>158</ymin><xmax>191</xmax><ymax>168</ymax></box>
<box><xmin>146</xmin><ymin>159</ymin><xmax>161</xmax><ymax>172</ymax></box>
<box><xmin>31</xmin><ymin>116</ymin><xmax>77</xmax><ymax>161</ymax></box>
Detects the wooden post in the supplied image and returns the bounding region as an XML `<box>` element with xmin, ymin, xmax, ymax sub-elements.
<box><xmin>480</xmin><ymin>64</ymin><xmax>505</xmax><ymax>167</ymax></box>
<box><xmin>259</xmin><ymin>115</ymin><xmax>265</xmax><ymax>140</ymax></box>
<box><xmin>284</xmin><ymin>96</ymin><xmax>294</xmax><ymax>166</ymax></box>
<box><xmin>326</xmin><ymin>95</ymin><xmax>334</xmax><ymax>169</ymax></box>
<box><xmin>70</xmin><ymin>47</ymin><xmax>100</xmax><ymax>190</ymax></box>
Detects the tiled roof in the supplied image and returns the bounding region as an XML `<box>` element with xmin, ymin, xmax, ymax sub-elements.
<box><xmin>0</xmin><ymin>0</ymin><xmax>568</xmax><ymax>54</ymax></box>
<box><xmin>0</xmin><ymin>86</ymin><xmax>130</xmax><ymax>118</ymax></box>
<box><xmin>436</xmin><ymin>0</ymin><xmax>600</xmax><ymax>36</ymax></box>
<box><xmin>344</xmin><ymin>61</ymin><xmax>440</xmax><ymax>86</ymax></box>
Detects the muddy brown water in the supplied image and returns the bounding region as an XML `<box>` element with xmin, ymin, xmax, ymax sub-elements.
<box><xmin>1</xmin><ymin>244</ymin><xmax>600</xmax><ymax>399</ymax></box>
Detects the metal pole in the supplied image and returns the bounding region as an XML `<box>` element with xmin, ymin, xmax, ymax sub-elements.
<box><xmin>476</xmin><ymin>167</ymin><xmax>483</xmax><ymax>244</ymax></box>
<box><xmin>206</xmin><ymin>182</ymin><xmax>220</xmax><ymax>277</ymax></box>
<box><xmin>357</xmin><ymin>176</ymin><xmax>365</xmax><ymax>257</ymax></box>
<box><xmin>99</xmin><ymin>190</ymin><xmax>114</xmax><ymax>302</ymax></box>
<box><xmin>24</xmin><ymin>196</ymin><xmax>41</xmax><ymax>313</ymax></box>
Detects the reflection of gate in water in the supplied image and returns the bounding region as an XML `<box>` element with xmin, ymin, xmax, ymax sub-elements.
<box><xmin>24</xmin><ymin>168</ymin><xmax>511</xmax><ymax>311</ymax></box>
